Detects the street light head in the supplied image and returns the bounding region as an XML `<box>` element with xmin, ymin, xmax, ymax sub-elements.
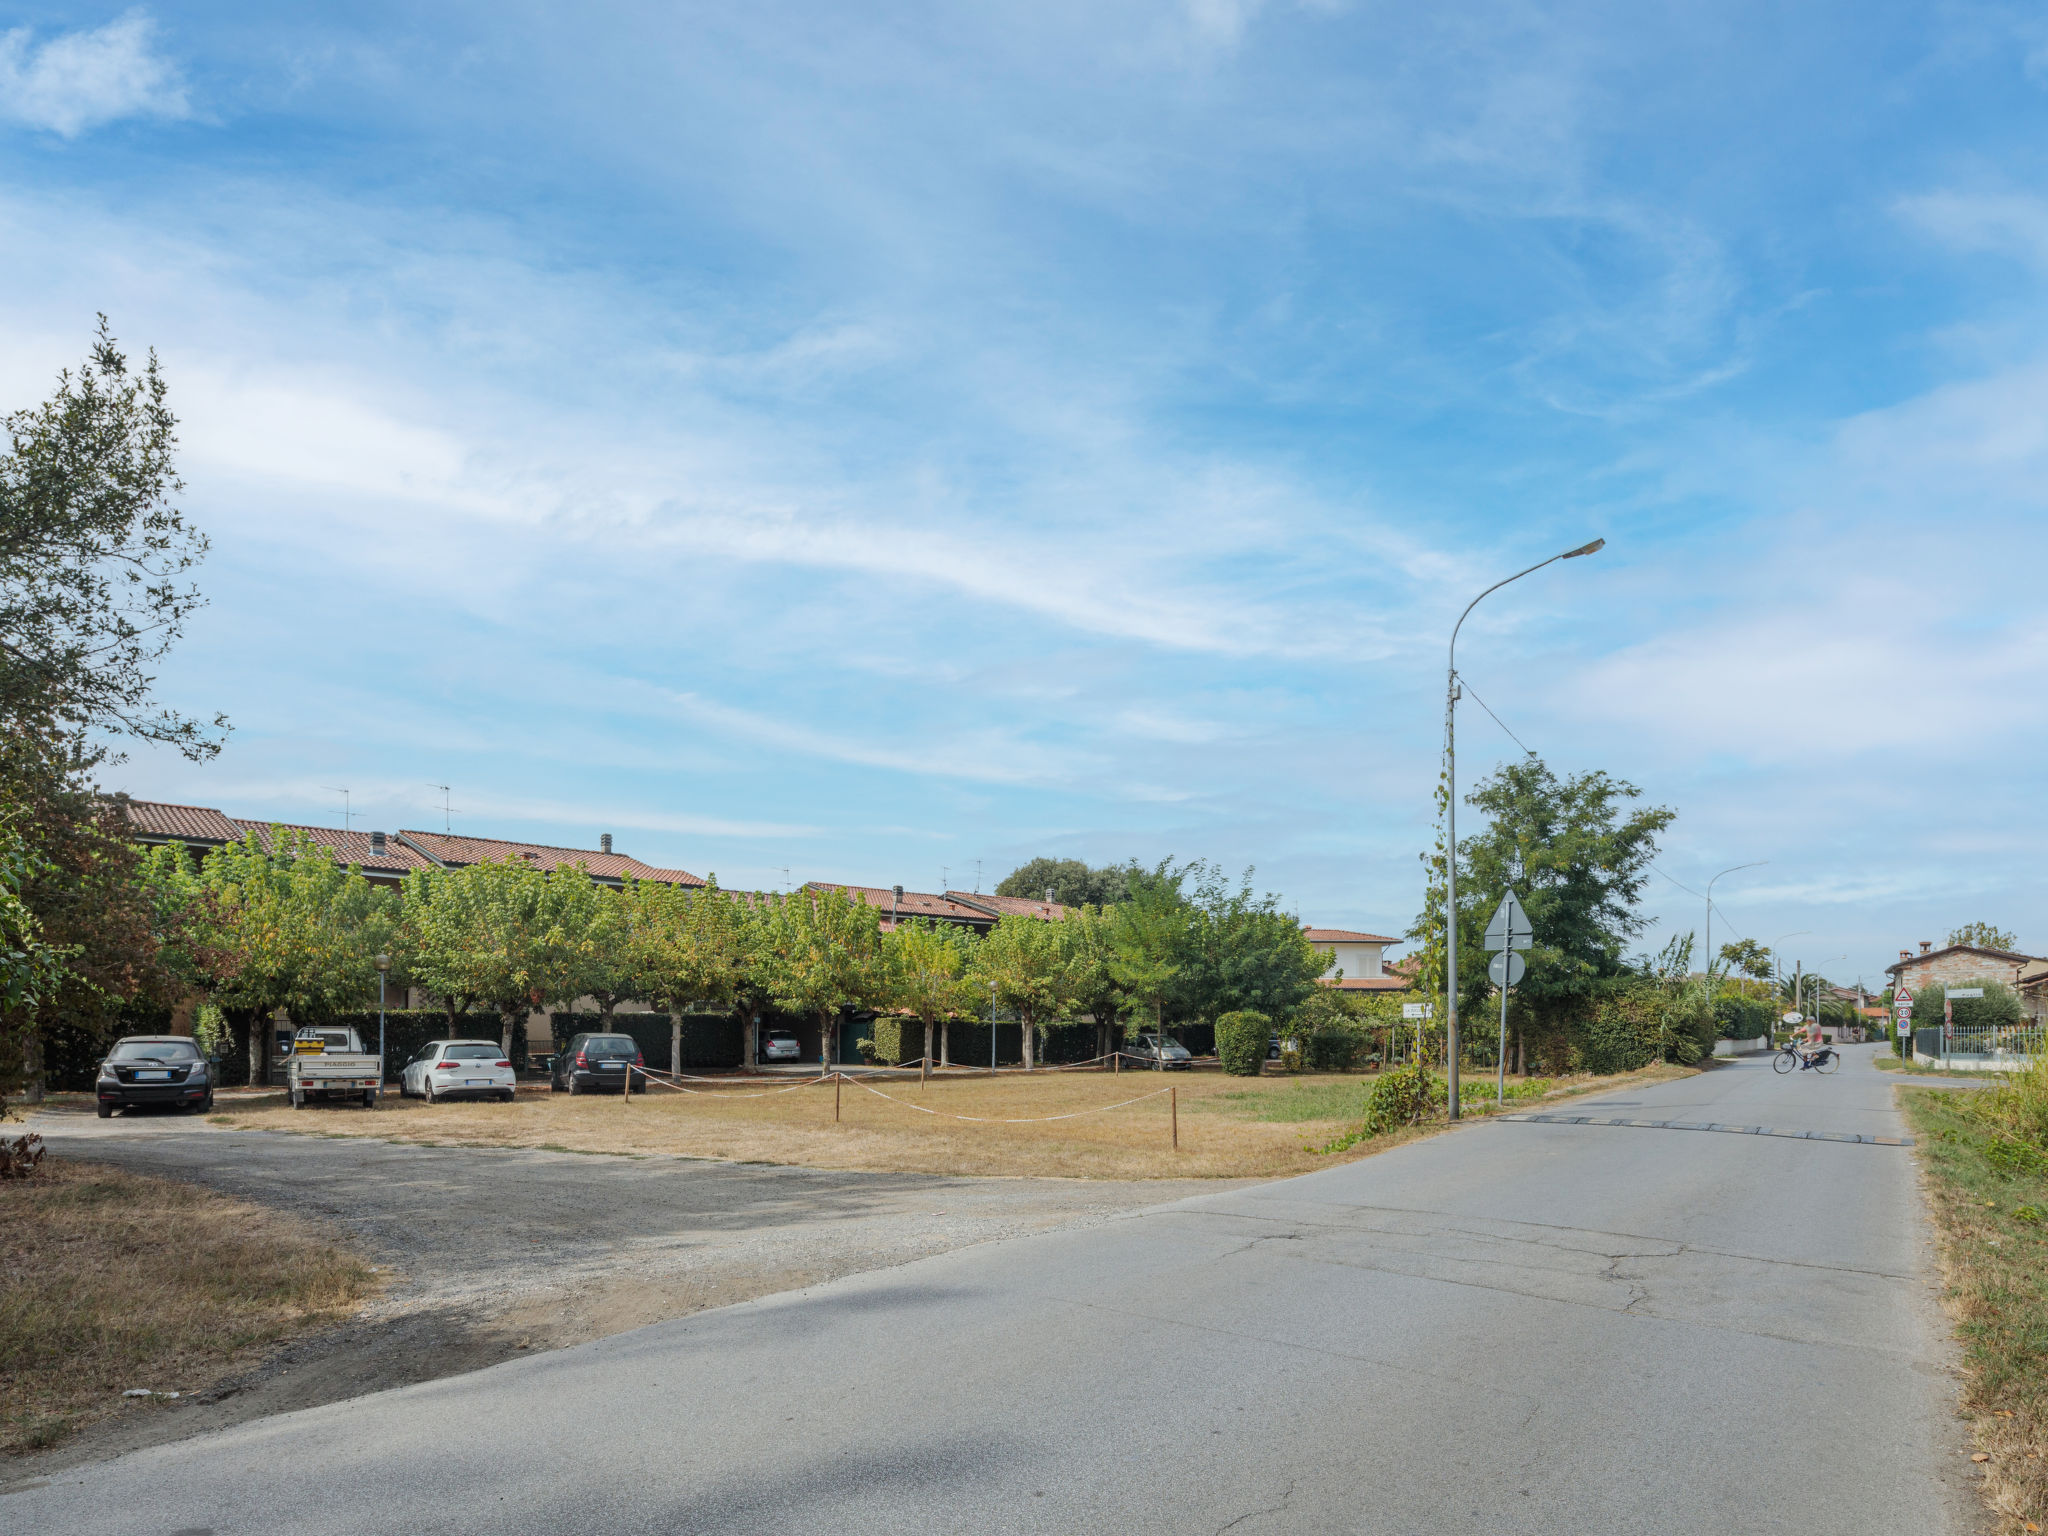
<box><xmin>1561</xmin><ymin>537</ymin><xmax>1606</xmax><ymax>559</ymax></box>
<box><xmin>373</xmin><ymin>954</ymin><xmax>390</xmax><ymax>972</ymax></box>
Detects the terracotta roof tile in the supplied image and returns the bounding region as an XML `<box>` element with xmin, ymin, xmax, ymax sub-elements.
<box><xmin>226</xmin><ymin>819</ymin><xmax>436</xmax><ymax>875</ymax></box>
<box><xmin>806</xmin><ymin>883</ymin><xmax>994</xmax><ymax>928</ymax></box>
<box><xmin>122</xmin><ymin>800</ymin><xmax>243</xmax><ymax>844</ymax></box>
<box><xmin>1323</xmin><ymin>977</ymin><xmax>1412</xmax><ymax>992</ymax></box>
<box><xmin>1304</xmin><ymin>927</ymin><xmax>1402</xmax><ymax>945</ymax></box>
<box><xmin>397</xmin><ymin>830</ymin><xmax>704</xmax><ymax>887</ymax></box>
<box><xmin>945</xmin><ymin>891</ymin><xmax>1066</xmax><ymax>921</ymax></box>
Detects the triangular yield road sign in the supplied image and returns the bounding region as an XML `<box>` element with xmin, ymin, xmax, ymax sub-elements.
<box><xmin>1484</xmin><ymin>891</ymin><xmax>1533</xmax><ymax>952</ymax></box>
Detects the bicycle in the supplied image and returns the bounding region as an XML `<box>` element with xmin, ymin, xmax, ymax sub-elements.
<box><xmin>1773</xmin><ymin>1043</ymin><xmax>1839</xmax><ymax>1074</ymax></box>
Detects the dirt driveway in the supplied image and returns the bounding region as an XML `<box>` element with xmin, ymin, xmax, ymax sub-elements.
<box><xmin>13</xmin><ymin>1107</ymin><xmax>1224</xmax><ymax>1479</ymax></box>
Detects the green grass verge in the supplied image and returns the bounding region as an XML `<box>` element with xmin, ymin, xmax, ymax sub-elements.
<box><xmin>1901</xmin><ymin>1086</ymin><xmax>2048</xmax><ymax>1532</ymax></box>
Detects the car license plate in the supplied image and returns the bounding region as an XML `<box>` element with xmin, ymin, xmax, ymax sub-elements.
<box><xmin>600</xmin><ymin>1062</ymin><xmax>622</xmax><ymax>1069</ymax></box>
<box><xmin>466</xmin><ymin>1079</ymin><xmax>491</xmax><ymax>1086</ymax></box>
<box><xmin>135</xmin><ymin>1070</ymin><xmax>170</xmax><ymax>1080</ymax></box>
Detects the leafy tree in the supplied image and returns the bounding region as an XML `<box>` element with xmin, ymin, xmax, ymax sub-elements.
<box><xmin>884</xmin><ymin>919</ymin><xmax>979</xmax><ymax>1067</ymax></box>
<box><xmin>1</xmin><ymin>319</ymin><xmax>225</xmax><ymax>757</ymax></box>
<box><xmin>0</xmin><ymin>813</ymin><xmax>59</xmax><ymax>1029</ymax></box>
<box><xmin>1178</xmin><ymin>863</ymin><xmax>1326</xmax><ymax>1023</ymax></box>
<box><xmin>968</xmin><ymin>912</ymin><xmax>1068</xmax><ymax>1068</ymax></box>
<box><xmin>622</xmin><ymin>879</ymin><xmax>760</xmax><ymax>1040</ymax></box>
<box><xmin>403</xmin><ymin>858</ymin><xmax>599</xmax><ymax>1053</ymax></box>
<box><xmin>1416</xmin><ymin>756</ymin><xmax>1674</xmax><ymax>1054</ymax></box>
<box><xmin>1</xmin><ymin>325</ymin><xmax>224</xmax><ymax>1098</ymax></box>
<box><xmin>3</xmin><ymin>740</ymin><xmax>193</xmax><ymax>1099</ymax></box>
<box><xmin>1717</xmin><ymin>937</ymin><xmax>1773</xmax><ymax>980</ymax></box>
<box><xmin>759</xmin><ymin>886</ymin><xmax>885</xmax><ymax>1066</ymax></box>
<box><xmin>191</xmin><ymin>827</ymin><xmax>402</xmax><ymax>1077</ymax></box>
<box><xmin>1948</xmin><ymin>922</ymin><xmax>2020</xmax><ymax>953</ymax></box>
<box><xmin>996</xmin><ymin>857</ymin><xmax>1128</xmax><ymax>908</ymax></box>
<box><xmin>1107</xmin><ymin>861</ymin><xmax>1190</xmax><ymax>1060</ymax></box>
<box><xmin>1060</xmin><ymin>903</ymin><xmax>1127</xmax><ymax>1059</ymax></box>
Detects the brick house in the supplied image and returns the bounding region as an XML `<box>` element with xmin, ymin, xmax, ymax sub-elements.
<box><xmin>1884</xmin><ymin>939</ymin><xmax>2048</xmax><ymax>1024</ymax></box>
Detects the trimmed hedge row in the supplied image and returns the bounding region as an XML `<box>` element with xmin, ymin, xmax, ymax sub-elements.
<box><xmin>547</xmin><ymin>1012</ymin><xmax>746</xmax><ymax>1072</ymax></box>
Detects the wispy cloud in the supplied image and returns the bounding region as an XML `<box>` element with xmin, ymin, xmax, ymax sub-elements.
<box><xmin>0</xmin><ymin>11</ymin><xmax>188</xmax><ymax>137</ymax></box>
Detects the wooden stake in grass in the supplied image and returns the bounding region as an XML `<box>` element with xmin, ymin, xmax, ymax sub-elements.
<box><xmin>1171</xmin><ymin>1084</ymin><xmax>1178</xmax><ymax>1150</ymax></box>
<box><xmin>835</xmin><ymin>1071</ymin><xmax>842</xmax><ymax>1123</ymax></box>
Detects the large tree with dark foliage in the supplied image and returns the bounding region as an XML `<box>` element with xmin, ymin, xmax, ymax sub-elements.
<box><xmin>1</xmin><ymin>322</ymin><xmax>225</xmax><ymax>1099</ymax></box>
<box><xmin>1414</xmin><ymin>756</ymin><xmax>1673</xmax><ymax>1066</ymax></box>
<box><xmin>995</xmin><ymin>857</ymin><xmax>1128</xmax><ymax>908</ymax></box>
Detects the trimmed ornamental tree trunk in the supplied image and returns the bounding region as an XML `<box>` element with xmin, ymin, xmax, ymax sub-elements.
<box><xmin>940</xmin><ymin>1017</ymin><xmax>951</xmax><ymax>1067</ymax></box>
<box><xmin>1021</xmin><ymin>1013</ymin><xmax>1036</xmax><ymax>1070</ymax></box>
<box><xmin>921</xmin><ymin>1013</ymin><xmax>934</xmax><ymax>1068</ymax></box>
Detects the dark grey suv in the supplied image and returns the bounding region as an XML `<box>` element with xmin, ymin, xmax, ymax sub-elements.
<box><xmin>550</xmin><ymin>1033</ymin><xmax>647</xmax><ymax>1095</ymax></box>
<box><xmin>96</xmin><ymin>1036</ymin><xmax>214</xmax><ymax>1117</ymax></box>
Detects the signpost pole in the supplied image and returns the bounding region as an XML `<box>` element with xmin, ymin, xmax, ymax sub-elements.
<box><xmin>1498</xmin><ymin>977</ymin><xmax>1508</xmax><ymax>1108</ymax></box>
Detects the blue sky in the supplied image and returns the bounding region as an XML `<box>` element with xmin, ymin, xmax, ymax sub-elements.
<box><xmin>3</xmin><ymin>2</ymin><xmax>2045</xmax><ymax>989</ymax></box>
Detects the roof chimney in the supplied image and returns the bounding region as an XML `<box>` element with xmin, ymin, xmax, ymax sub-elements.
<box><xmin>369</xmin><ymin>830</ymin><xmax>387</xmax><ymax>858</ymax></box>
<box><xmin>600</xmin><ymin>833</ymin><xmax>613</xmax><ymax>855</ymax></box>
<box><xmin>1899</xmin><ymin>950</ymin><xmax>1910</xmax><ymax>963</ymax></box>
<box><xmin>1920</xmin><ymin>940</ymin><xmax>1932</xmax><ymax>954</ymax></box>
<box><xmin>1045</xmin><ymin>887</ymin><xmax>1056</xmax><ymax>904</ymax></box>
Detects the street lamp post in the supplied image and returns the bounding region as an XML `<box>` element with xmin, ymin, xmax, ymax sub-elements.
<box><xmin>373</xmin><ymin>954</ymin><xmax>391</xmax><ymax>1102</ymax></box>
<box><xmin>1444</xmin><ymin>537</ymin><xmax>1604</xmax><ymax>1120</ymax></box>
<box><xmin>1704</xmin><ymin>863</ymin><xmax>1765</xmax><ymax>984</ymax></box>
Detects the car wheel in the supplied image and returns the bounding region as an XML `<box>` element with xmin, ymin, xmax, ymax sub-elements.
<box><xmin>500</xmin><ymin>1089</ymin><xmax>515</xmax><ymax>1103</ymax></box>
<box><xmin>424</xmin><ymin>1079</ymin><xmax>438</xmax><ymax>1105</ymax></box>
<box><xmin>97</xmin><ymin>1100</ymin><xmax>113</xmax><ymax>1119</ymax></box>
<box><xmin>291</xmin><ymin>1088</ymin><xmax>305</xmax><ymax>1110</ymax></box>
<box><xmin>567</xmin><ymin>1074</ymin><xmax>580</xmax><ymax>1096</ymax></box>
<box><xmin>201</xmin><ymin>1092</ymin><xmax>215</xmax><ymax>1113</ymax></box>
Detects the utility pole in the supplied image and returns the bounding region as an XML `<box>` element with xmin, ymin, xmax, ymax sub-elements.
<box><xmin>1444</xmin><ymin>537</ymin><xmax>1605</xmax><ymax>1120</ymax></box>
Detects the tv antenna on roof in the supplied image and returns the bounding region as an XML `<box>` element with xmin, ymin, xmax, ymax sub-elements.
<box><xmin>426</xmin><ymin>784</ymin><xmax>459</xmax><ymax>833</ymax></box>
<box><xmin>321</xmin><ymin>787</ymin><xmax>352</xmax><ymax>833</ymax></box>
<box><xmin>973</xmin><ymin>859</ymin><xmax>983</xmax><ymax>894</ymax></box>
<box><xmin>941</xmin><ymin>866</ymin><xmax>950</xmax><ymax>894</ymax></box>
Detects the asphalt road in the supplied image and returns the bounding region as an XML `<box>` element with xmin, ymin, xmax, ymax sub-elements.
<box><xmin>11</xmin><ymin>1107</ymin><xmax>1211</xmax><ymax>1469</ymax></box>
<box><xmin>10</xmin><ymin>1046</ymin><xmax>1984</xmax><ymax>1534</ymax></box>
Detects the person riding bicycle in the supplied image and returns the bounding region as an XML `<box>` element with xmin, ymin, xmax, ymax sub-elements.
<box><xmin>1797</xmin><ymin>1019</ymin><xmax>1831</xmax><ymax>1069</ymax></box>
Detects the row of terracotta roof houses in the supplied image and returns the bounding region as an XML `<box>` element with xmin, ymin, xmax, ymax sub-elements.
<box><xmin>122</xmin><ymin>799</ymin><xmax>1410</xmax><ymax>993</ymax></box>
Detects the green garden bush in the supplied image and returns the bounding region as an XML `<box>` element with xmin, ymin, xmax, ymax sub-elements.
<box><xmin>1215</xmin><ymin>1010</ymin><xmax>1272</xmax><ymax>1077</ymax></box>
<box><xmin>1714</xmin><ymin>993</ymin><xmax>1775</xmax><ymax>1040</ymax></box>
<box><xmin>1362</xmin><ymin>1061</ymin><xmax>1439</xmax><ymax>1135</ymax></box>
<box><xmin>1942</xmin><ymin>979</ymin><xmax>2026</xmax><ymax>1033</ymax></box>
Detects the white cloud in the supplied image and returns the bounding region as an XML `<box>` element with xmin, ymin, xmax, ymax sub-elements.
<box><xmin>0</xmin><ymin>11</ymin><xmax>189</xmax><ymax>138</ymax></box>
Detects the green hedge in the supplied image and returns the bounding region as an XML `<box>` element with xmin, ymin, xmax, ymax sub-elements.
<box><xmin>548</xmin><ymin>1012</ymin><xmax>745</xmax><ymax>1071</ymax></box>
<box><xmin>1714</xmin><ymin>993</ymin><xmax>1776</xmax><ymax>1040</ymax></box>
<box><xmin>312</xmin><ymin>1010</ymin><xmax>503</xmax><ymax>1081</ymax></box>
<box><xmin>1216</xmin><ymin>1010</ymin><xmax>1270</xmax><ymax>1076</ymax></box>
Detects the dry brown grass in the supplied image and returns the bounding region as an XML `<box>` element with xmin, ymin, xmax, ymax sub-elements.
<box><xmin>1902</xmin><ymin>1086</ymin><xmax>2048</xmax><ymax>1533</ymax></box>
<box><xmin>210</xmin><ymin>1061</ymin><xmax>1694</xmax><ymax>1182</ymax></box>
<box><xmin>0</xmin><ymin>1158</ymin><xmax>376</xmax><ymax>1455</ymax></box>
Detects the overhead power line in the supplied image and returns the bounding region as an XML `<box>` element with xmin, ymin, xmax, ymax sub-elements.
<box><xmin>1460</xmin><ymin>679</ymin><xmax>1537</xmax><ymax>757</ymax></box>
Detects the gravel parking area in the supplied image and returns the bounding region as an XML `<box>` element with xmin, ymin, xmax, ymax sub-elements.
<box><xmin>11</xmin><ymin>1107</ymin><xmax>1223</xmax><ymax>1478</ymax></box>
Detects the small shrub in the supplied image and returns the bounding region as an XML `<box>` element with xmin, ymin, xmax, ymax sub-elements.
<box><xmin>1306</xmin><ymin>1022</ymin><xmax>1366</xmax><ymax>1071</ymax></box>
<box><xmin>1362</xmin><ymin>1061</ymin><xmax>1440</xmax><ymax>1136</ymax></box>
<box><xmin>1215</xmin><ymin>1011</ymin><xmax>1271</xmax><ymax>1077</ymax></box>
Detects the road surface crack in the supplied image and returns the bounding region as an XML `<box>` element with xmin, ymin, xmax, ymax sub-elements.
<box><xmin>1215</xmin><ymin>1477</ymin><xmax>1296</xmax><ymax>1533</ymax></box>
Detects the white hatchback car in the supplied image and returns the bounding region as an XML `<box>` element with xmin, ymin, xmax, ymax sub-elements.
<box><xmin>400</xmin><ymin>1040</ymin><xmax>517</xmax><ymax>1103</ymax></box>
